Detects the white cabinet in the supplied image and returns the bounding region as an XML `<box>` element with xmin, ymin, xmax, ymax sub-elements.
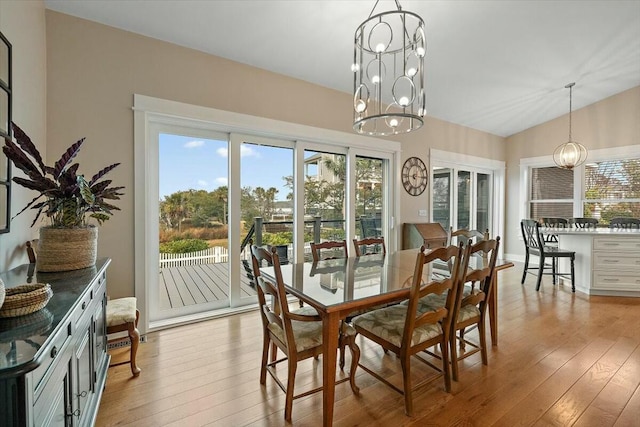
<box><xmin>592</xmin><ymin>236</ymin><xmax>640</xmax><ymax>293</ymax></box>
<box><xmin>0</xmin><ymin>259</ymin><xmax>111</xmax><ymax>427</ymax></box>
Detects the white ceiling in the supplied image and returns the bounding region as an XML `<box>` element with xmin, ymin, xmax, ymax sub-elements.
<box><xmin>44</xmin><ymin>0</ymin><xmax>640</xmax><ymax>137</ymax></box>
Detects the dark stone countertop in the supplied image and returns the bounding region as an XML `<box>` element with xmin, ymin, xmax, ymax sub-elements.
<box><xmin>0</xmin><ymin>258</ymin><xmax>110</xmax><ymax>377</ymax></box>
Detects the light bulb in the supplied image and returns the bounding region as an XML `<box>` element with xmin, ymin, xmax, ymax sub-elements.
<box><xmin>375</xmin><ymin>43</ymin><xmax>386</xmax><ymax>53</ymax></box>
<box><xmin>416</xmin><ymin>47</ymin><xmax>425</xmax><ymax>57</ymax></box>
<box><xmin>372</xmin><ymin>75</ymin><xmax>380</xmax><ymax>84</ymax></box>
<box><xmin>407</xmin><ymin>67</ymin><xmax>417</xmax><ymax>77</ymax></box>
<box><xmin>399</xmin><ymin>96</ymin><xmax>409</xmax><ymax>106</ymax></box>
<box><xmin>351</xmin><ymin>63</ymin><xmax>360</xmax><ymax>72</ymax></box>
<box><xmin>355</xmin><ymin>100</ymin><xmax>366</xmax><ymax>113</ymax></box>
<box><xmin>389</xmin><ymin>118</ymin><xmax>399</xmax><ymax>127</ymax></box>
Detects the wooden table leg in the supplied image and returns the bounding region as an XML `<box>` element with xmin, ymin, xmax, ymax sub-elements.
<box><xmin>322</xmin><ymin>311</ymin><xmax>340</xmax><ymax>427</ymax></box>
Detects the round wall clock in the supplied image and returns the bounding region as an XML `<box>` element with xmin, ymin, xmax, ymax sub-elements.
<box><xmin>401</xmin><ymin>156</ymin><xmax>428</xmax><ymax>196</ymax></box>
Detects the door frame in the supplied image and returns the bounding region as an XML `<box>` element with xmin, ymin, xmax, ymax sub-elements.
<box><xmin>134</xmin><ymin>94</ymin><xmax>401</xmax><ymax>334</ymax></box>
<box><xmin>429</xmin><ymin>148</ymin><xmax>506</xmax><ymax>254</ymax></box>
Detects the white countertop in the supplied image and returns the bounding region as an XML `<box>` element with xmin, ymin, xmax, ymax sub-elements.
<box><xmin>546</xmin><ymin>228</ymin><xmax>640</xmax><ymax>236</ymax></box>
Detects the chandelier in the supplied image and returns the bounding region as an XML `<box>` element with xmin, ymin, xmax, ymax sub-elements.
<box><xmin>553</xmin><ymin>82</ymin><xmax>588</xmax><ymax>169</ymax></box>
<box><xmin>352</xmin><ymin>0</ymin><xmax>426</xmax><ymax>136</ymax></box>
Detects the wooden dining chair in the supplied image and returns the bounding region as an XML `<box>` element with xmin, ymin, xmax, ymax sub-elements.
<box><xmin>310</xmin><ymin>240</ymin><xmax>348</xmax><ymax>262</ymax></box>
<box><xmin>571</xmin><ymin>217</ymin><xmax>598</xmax><ymax>228</ymax></box>
<box><xmin>449</xmin><ymin>237</ymin><xmax>500</xmax><ymax>381</ymax></box>
<box><xmin>250</xmin><ymin>245</ymin><xmax>360</xmax><ymax>421</ymax></box>
<box><xmin>448</xmin><ymin>228</ymin><xmax>488</xmax><ymax>246</ymax></box>
<box><xmin>352</xmin><ymin>244</ymin><xmax>464</xmax><ymax>416</ymax></box>
<box><xmin>352</xmin><ymin>237</ymin><xmax>386</xmax><ymax>256</ymax></box>
<box><xmin>609</xmin><ymin>217</ymin><xmax>640</xmax><ymax>229</ymax></box>
<box><xmin>521</xmin><ymin>219</ymin><xmax>575</xmax><ymax>292</ymax></box>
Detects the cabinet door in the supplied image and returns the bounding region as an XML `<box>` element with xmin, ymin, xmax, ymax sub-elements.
<box><xmin>73</xmin><ymin>321</ymin><xmax>94</xmax><ymax>427</ymax></box>
<box><xmin>34</xmin><ymin>357</ymin><xmax>72</xmax><ymax>427</ymax></box>
<box><xmin>94</xmin><ymin>292</ymin><xmax>107</xmax><ymax>373</ymax></box>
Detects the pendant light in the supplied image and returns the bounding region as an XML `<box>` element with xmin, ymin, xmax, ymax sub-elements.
<box><xmin>352</xmin><ymin>0</ymin><xmax>426</xmax><ymax>136</ymax></box>
<box><xmin>553</xmin><ymin>83</ymin><xmax>588</xmax><ymax>169</ymax></box>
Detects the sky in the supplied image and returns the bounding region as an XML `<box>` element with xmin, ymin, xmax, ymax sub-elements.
<box><xmin>159</xmin><ymin>133</ymin><xmax>297</xmax><ymax>201</ymax></box>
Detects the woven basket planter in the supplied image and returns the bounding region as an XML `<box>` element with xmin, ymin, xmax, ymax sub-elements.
<box><xmin>37</xmin><ymin>226</ymin><xmax>98</xmax><ymax>272</ymax></box>
<box><xmin>0</xmin><ymin>278</ymin><xmax>5</xmax><ymax>310</ymax></box>
<box><xmin>0</xmin><ymin>283</ymin><xmax>53</xmax><ymax>318</ymax></box>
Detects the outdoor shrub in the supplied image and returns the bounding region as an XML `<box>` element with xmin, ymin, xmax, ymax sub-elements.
<box><xmin>159</xmin><ymin>239</ymin><xmax>210</xmax><ymax>253</ymax></box>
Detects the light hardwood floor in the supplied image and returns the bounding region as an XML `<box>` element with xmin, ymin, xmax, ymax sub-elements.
<box><xmin>97</xmin><ymin>263</ymin><xmax>640</xmax><ymax>426</ymax></box>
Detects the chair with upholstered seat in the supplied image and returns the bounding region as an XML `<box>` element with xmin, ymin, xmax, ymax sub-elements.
<box><xmin>310</xmin><ymin>240</ymin><xmax>348</xmax><ymax>262</ymax></box>
<box><xmin>26</xmin><ymin>240</ymin><xmax>141</xmax><ymax>377</ymax></box>
<box><xmin>449</xmin><ymin>238</ymin><xmax>499</xmax><ymax>380</ymax></box>
<box><xmin>352</xmin><ymin>244</ymin><xmax>464</xmax><ymax>416</ymax></box>
<box><xmin>251</xmin><ymin>245</ymin><xmax>359</xmax><ymax>421</ymax></box>
<box><xmin>609</xmin><ymin>217</ymin><xmax>640</xmax><ymax>229</ymax></box>
<box><xmin>520</xmin><ymin>219</ymin><xmax>575</xmax><ymax>292</ymax></box>
<box><xmin>352</xmin><ymin>237</ymin><xmax>386</xmax><ymax>256</ymax></box>
<box><xmin>571</xmin><ymin>217</ymin><xmax>598</xmax><ymax>228</ymax></box>
<box><xmin>106</xmin><ymin>297</ymin><xmax>141</xmax><ymax>377</ymax></box>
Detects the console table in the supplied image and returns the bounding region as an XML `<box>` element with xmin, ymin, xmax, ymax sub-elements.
<box><xmin>551</xmin><ymin>229</ymin><xmax>640</xmax><ymax>296</ymax></box>
<box><xmin>0</xmin><ymin>258</ymin><xmax>111</xmax><ymax>426</ymax></box>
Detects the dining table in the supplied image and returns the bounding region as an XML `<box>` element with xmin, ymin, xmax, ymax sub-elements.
<box><xmin>260</xmin><ymin>248</ymin><xmax>513</xmax><ymax>427</ymax></box>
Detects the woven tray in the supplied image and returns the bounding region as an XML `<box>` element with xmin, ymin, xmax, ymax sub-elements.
<box><xmin>0</xmin><ymin>283</ymin><xmax>53</xmax><ymax>318</ymax></box>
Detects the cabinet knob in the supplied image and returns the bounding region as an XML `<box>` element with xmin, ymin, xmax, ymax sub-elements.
<box><xmin>82</xmin><ymin>301</ymin><xmax>87</xmax><ymax>310</ymax></box>
<box><xmin>50</xmin><ymin>346</ymin><xmax>58</xmax><ymax>358</ymax></box>
<box><xmin>77</xmin><ymin>390</ymin><xmax>88</xmax><ymax>398</ymax></box>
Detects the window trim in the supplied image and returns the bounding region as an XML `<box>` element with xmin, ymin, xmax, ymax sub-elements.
<box><xmin>519</xmin><ymin>144</ymin><xmax>640</xmax><ymax>222</ymax></box>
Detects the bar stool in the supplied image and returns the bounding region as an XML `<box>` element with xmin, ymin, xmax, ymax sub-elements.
<box><xmin>106</xmin><ymin>297</ymin><xmax>141</xmax><ymax>377</ymax></box>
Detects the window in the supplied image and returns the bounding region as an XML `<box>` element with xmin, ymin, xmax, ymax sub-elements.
<box><xmin>528</xmin><ymin>166</ymin><xmax>574</xmax><ymax>219</ymax></box>
<box><xmin>134</xmin><ymin>95</ymin><xmax>400</xmax><ymax>331</ymax></box>
<box><xmin>521</xmin><ymin>146</ymin><xmax>640</xmax><ymax>226</ymax></box>
<box><xmin>583</xmin><ymin>159</ymin><xmax>640</xmax><ymax>225</ymax></box>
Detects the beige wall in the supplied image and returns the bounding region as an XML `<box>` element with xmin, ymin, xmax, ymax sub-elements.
<box><xmin>45</xmin><ymin>11</ymin><xmax>506</xmax><ymax>298</ymax></box>
<box><xmin>504</xmin><ymin>86</ymin><xmax>640</xmax><ymax>258</ymax></box>
<box><xmin>0</xmin><ymin>1</ymin><xmax>47</xmax><ymax>270</ymax></box>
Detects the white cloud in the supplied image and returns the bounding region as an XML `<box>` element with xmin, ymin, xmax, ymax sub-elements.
<box><xmin>184</xmin><ymin>140</ymin><xmax>205</xmax><ymax>148</ymax></box>
<box><xmin>241</xmin><ymin>145</ymin><xmax>259</xmax><ymax>157</ymax></box>
<box><xmin>197</xmin><ymin>180</ymin><xmax>208</xmax><ymax>187</ymax></box>
<box><xmin>216</xmin><ymin>145</ymin><xmax>260</xmax><ymax>158</ymax></box>
<box><xmin>216</xmin><ymin>177</ymin><xmax>228</xmax><ymax>185</ymax></box>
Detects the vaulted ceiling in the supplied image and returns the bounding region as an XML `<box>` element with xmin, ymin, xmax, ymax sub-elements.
<box><xmin>45</xmin><ymin>0</ymin><xmax>640</xmax><ymax>137</ymax></box>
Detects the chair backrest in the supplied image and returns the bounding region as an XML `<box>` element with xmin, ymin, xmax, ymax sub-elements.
<box><xmin>539</xmin><ymin>217</ymin><xmax>568</xmax><ymax>244</ymax></box>
<box><xmin>540</xmin><ymin>217</ymin><xmax>568</xmax><ymax>228</ymax></box>
<box><xmin>572</xmin><ymin>217</ymin><xmax>598</xmax><ymax>228</ymax></box>
<box><xmin>250</xmin><ymin>245</ymin><xmax>298</xmax><ymax>351</ymax></box>
<box><xmin>359</xmin><ymin>217</ymin><xmax>382</xmax><ymax>238</ymax></box>
<box><xmin>521</xmin><ymin>219</ymin><xmax>543</xmax><ymax>251</ymax></box>
<box><xmin>251</xmin><ymin>244</ymin><xmax>279</xmax><ymax>323</ymax></box>
<box><xmin>402</xmin><ymin>244</ymin><xmax>466</xmax><ymax>349</ymax></box>
<box><xmin>310</xmin><ymin>240</ymin><xmax>348</xmax><ymax>262</ymax></box>
<box><xmin>455</xmin><ymin>237</ymin><xmax>501</xmax><ymax>316</ymax></box>
<box><xmin>448</xmin><ymin>228</ymin><xmax>488</xmax><ymax>246</ymax></box>
<box><xmin>609</xmin><ymin>217</ymin><xmax>640</xmax><ymax>229</ymax></box>
<box><xmin>352</xmin><ymin>237</ymin><xmax>386</xmax><ymax>257</ymax></box>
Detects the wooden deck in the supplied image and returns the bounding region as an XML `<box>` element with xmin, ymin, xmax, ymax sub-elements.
<box><xmin>159</xmin><ymin>262</ymin><xmax>256</xmax><ymax>310</ymax></box>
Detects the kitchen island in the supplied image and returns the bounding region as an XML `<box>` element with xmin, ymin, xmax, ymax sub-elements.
<box><xmin>551</xmin><ymin>228</ymin><xmax>640</xmax><ymax>296</ymax></box>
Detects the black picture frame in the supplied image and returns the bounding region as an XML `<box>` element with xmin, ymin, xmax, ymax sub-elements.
<box><xmin>0</xmin><ymin>30</ymin><xmax>12</xmax><ymax>234</ymax></box>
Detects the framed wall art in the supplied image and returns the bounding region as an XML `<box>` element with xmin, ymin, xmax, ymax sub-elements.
<box><xmin>0</xmin><ymin>30</ymin><xmax>12</xmax><ymax>234</ymax></box>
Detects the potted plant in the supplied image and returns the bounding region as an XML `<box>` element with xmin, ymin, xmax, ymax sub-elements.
<box><xmin>2</xmin><ymin>122</ymin><xmax>124</xmax><ymax>272</ymax></box>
